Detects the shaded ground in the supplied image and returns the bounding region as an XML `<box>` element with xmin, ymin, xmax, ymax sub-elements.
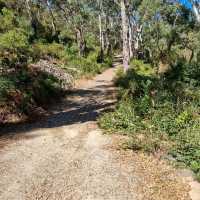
<box><xmin>0</xmin><ymin>68</ymin><xmax>191</xmax><ymax>200</ymax></box>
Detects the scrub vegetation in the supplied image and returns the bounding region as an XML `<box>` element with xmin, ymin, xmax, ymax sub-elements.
<box><xmin>99</xmin><ymin>0</ymin><xmax>200</xmax><ymax>181</ymax></box>
<box><xmin>1</xmin><ymin>0</ymin><xmax>200</xmax><ymax>183</ymax></box>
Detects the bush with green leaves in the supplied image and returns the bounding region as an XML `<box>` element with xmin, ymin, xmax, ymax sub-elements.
<box><xmin>31</xmin><ymin>42</ymin><xmax>65</xmax><ymax>61</ymax></box>
<box><xmin>0</xmin><ymin>76</ymin><xmax>15</xmax><ymax>101</ymax></box>
<box><xmin>130</xmin><ymin>59</ymin><xmax>155</xmax><ymax>76</ymax></box>
<box><xmin>0</xmin><ymin>66</ymin><xmax>62</xmax><ymax>120</ymax></box>
<box><xmin>0</xmin><ymin>29</ymin><xmax>29</xmax><ymax>65</ymax></box>
<box><xmin>61</xmin><ymin>50</ymin><xmax>112</xmax><ymax>78</ymax></box>
<box><xmin>99</xmin><ymin>61</ymin><xmax>200</xmax><ymax>180</ymax></box>
<box><xmin>0</xmin><ymin>8</ymin><xmax>31</xmax><ymax>67</ymax></box>
<box><xmin>99</xmin><ymin>100</ymin><xmax>143</xmax><ymax>134</ymax></box>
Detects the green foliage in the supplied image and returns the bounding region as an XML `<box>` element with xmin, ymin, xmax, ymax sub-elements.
<box><xmin>0</xmin><ymin>7</ymin><xmax>30</xmax><ymax>66</ymax></box>
<box><xmin>170</xmin><ymin>119</ymin><xmax>200</xmax><ymax>177</ymax></box>
<box><xmin>0</xmin><ymin>30</ymin><xmax>29</xmax><ymax>66</ymax></box>
<box><xmin>99</xmin><ymin>60</ymin><xmax>200</xmax><ymax>180</ymax></box>
<box><xmin>31</xmin><ymin>73</ymin><xmax>61</xmax><ymax>106</ymax></box>
<box><xmin>0</xmin><ymin>69</ymin><xmax>62</xmax><ymax>115</ymax></box>
<box><xmin>0</xmin><ymin>76</ymin><xmax>15</xmax><ymax>101</ymax></box>
<box><xmin>99</xmin><ymin>100</ymin><xmax>142</xmax><ymax>134</ymax></box>
<box><xmin>0</xmin><ymin>29</ymin><xmax>28</xmax><ymax>50</ymax></box>
<box><xmin>67</xmin><ymin>56</ymin><xmax>101</xmax><ymax>76</ymax></box>
<box><xmin>32</xmin><ymin>42</ymin><xmax>65</xmax><ymax>60</ymax></box>
<box><xmin>138</xmin><ymin>0</ymin><xmax>199</xmax><ymax>69</ymax></box>
<box><xmin>0</xmin><ymin>0</ymin><xmax>199</xmax><ymax>185</ymax></box>
<box><xmin>130</xmin><ymin>59</ymin><xmax>155</xmax><ymax>76</ymax></box>
<box><xmin>0</xmin><ymin>8</ymin><xmax>15</xmax><ymax>31</ymax></box>
<box><xmin>62</xmin><ymin>50</ymin><xmax>112</xmax><ymax>77</ymax></box>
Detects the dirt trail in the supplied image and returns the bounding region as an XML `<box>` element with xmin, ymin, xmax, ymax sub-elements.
<box><xmin>0</xmin><ymin>68</ymin><xmax>192</xmax><ymax>200</ymax></box>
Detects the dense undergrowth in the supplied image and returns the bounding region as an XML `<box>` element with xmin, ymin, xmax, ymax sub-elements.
<box><xmin>0</xmin><ymin>41</ymin><xmax>112</xmax><ymax>124</ymax></box>
<box><xmin>0</xmin><ymin>5</ymin><xmax>112</xmax><ymax>124</ymax></box>
<box><xmin>99</xmin><ymin>59</ymin><xmax>200</xmax><ymax>181</ymax></box>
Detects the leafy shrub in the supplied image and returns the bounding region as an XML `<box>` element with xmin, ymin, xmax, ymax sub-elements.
<box><xmin>79</xmin><ymin>59</ymin><xmax>100</xmax><ymax>75</ymax></box>
<box><xmin>0</xmin><ymin>8</ymin><xmax>15</xmax><ymax>31</ymax></box>
<box><xmin>31</xmin><ymin>42</ymin><xmax>65</xmax><ymax>60</ymax></box>
<box><xmin>130</xmin><ymin>59</ymin><xmax>155</xmax><ymax>76</ymax></box>
<box><xmin>58</xmin><ymin>30</ymin><xmax>74</xmax><ymax>45</ymax></box>
<box><xmin>99</xmin><ymin>59</ymin><xmax>200</xmax><ymax>180</ymax></box>
<box><xmin>0</xmin><ymin>67</ymin><xmax>62</xmax><ymax>122</ymax></box>
<box><xmin>64</xmin><ymin>44</ymin><xmax>79</xmax><ymax>59</ymax></box>
<box><xmin>104</xmin><ymin>55</ymin><xmax>113</xmax><ymax>67</ymax></box>
<box><xmin>0</xmin><ymin>29</ymin><xmax>28</xmax><ymax>50</ymax></box>
<box><xmin>170</xmin><ymin>118</ymin><xmax>200</xmax><ymax>175</ymax></box>
<box><xmin>63</xmin><ymin>50</ymin><xmax>111</xmax><ymax>78</ymax></box>
<box><xmin>0</xmin><ymin>8</ymin><xmax>30</xmax><ymax>66</ymax></box>
<box><xmin>32</xmin><ymin>73</ymin><xmax>61</xmax><ymax>105</ymax></box>
<box><xmin>99</xmin><ymin>100</ymin><xmax>143</xmax><ymax>134</ymax></box>
<box><xmin>0</xmin><ymin>76</ymin><xmax>15</xmax><ymax>101</ymax></box>
<box><xmin>165</xmin><ymin>60</ymin><xmax>200</xmax><ymax>88</ymax></box>
<box><xmin>0</xmin><ymin>29</ymin><xmax>29</xmax><ymax>66</ymax></box>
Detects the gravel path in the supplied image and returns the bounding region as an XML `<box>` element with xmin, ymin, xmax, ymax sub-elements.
<box><xmin>0</xmin><ymin>68</ymin><xmax>192</xmax><ymax>200</ymax></box>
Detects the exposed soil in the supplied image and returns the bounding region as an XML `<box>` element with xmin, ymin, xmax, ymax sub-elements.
<box><xmin>0</xmin><ymin>68</ymin><xmax>193</xmax><ymax>200</ymax></box>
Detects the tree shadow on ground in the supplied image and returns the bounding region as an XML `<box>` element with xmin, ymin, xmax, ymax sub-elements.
<box><xmin>0</xmin><ymin>83</ymin><xmax>117</xmax><ymax>139</ymax></box>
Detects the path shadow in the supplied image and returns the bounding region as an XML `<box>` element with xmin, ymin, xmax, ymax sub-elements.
<box><xmin>0</xmin><ymin>82</ymin><xmax>117</xmax><ymax>138</ymax></box>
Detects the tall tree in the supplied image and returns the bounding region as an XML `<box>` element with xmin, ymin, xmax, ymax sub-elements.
<box><xmin>191</xmin><ymin>0</ymin><xmax>200</xmax><ymax>23</ymax></box>
<box><xmin>98</xmin><ymin>0</ymin><xmax>104</xmax><ymax>61</ymax></box>
<box><xmin>121</xmin><ymin>0</ymin><xmax>129</xmax><ymax>70</ymax></box>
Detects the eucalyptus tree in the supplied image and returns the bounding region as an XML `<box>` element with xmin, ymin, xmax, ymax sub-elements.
<box><xmin>94</xmin><ymin>0</ymin><xmax>120</xmax><ymax>60</ymax></box>
<box><xmin>52</xmin><ymin>0</ymin><xmax>92</xmax><ymax>56</ymax></box>
<box><xmin>126</xmin><ymin>0</ymin><xmax>142</xmax><ymax>59</ymax></box>
<box><xmin>190</xmin><ymin>0</ymin><xmax>200</xmax><ymax>23</ymax></box>
<box><xmin>97</xmin><ymin>0</ymin><xmax>104</xmax><ymax>61</ymax></box>
<box><xmin>113</xmin><ymin>0</ymin><xmax>142</xmax><ymax>70</ymax></box>
<box><xmin>120</xmin><ymin>0</ymin><xmax>129</xmax><ymax>70</ymax></box>
<box><xmin>44</xmin><ymin>0</ymin><xmax>57</xmax><ymax>35</ymax></box>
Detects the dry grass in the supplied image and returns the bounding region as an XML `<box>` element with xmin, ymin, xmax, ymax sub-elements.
<box><xmin>133</xmin><ymin>152</ymin><xmax>191</xmax><ymax>200</ymax></box>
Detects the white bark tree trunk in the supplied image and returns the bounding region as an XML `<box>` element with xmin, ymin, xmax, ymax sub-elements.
<box><xmin>193</xmin><ymin>3</ymin><xmax>200</xmax><ymax>23</ymax></box>
<box><xmin>134</xmin><ymin>25</ymin><xmax>142</xmax><ymax>52</ymax></box>
<box><xmin>105</xmin><ymin>16</ymin><xmax>111</xmax><ymax>55</ymax></box>
<box><xmin>99</xmin><ymin>13</ymin><xmax>104</xmax><ymax>59</ymax></box>
<box><xmin>46</xmin><ymin>0</ymin><xmax>57</xmax><ymax>34</ymax></box>
<box><xmin>128</xmin><ymin>18</ymin><xmax>133</xmax><ymax>59</ymax></box>
<box><xmin>121</xmin><ymin>0</ymin><xmax>130</xmax><ymax>71</ymax></box>
<box><xmin>98</xmin><ymin>0</ymin><xmax>104</xmax><ymax>61</ymax></box>
<box><xmin>25</xmin><ymin>0</ymin><xmax>32</xmax><ymax>19</ymax></box>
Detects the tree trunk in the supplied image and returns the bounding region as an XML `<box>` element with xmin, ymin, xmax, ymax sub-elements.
<box><xmin>121</xmin><ymin>0</ymin><xmax>129</xmax><ymax>71</ymax></box>
<box><xmin>25</xmin><ymin>0</ymin><xmax>31</xmax><ymax>18</ymax></box>
<box><xmin>99</xmin><ymin>12</ymin><xmax>104</xmax><ymax>61</ymax></box>
<box><xmin>189</xmin><ymin>49</ymin><xmax>194</xmax><ymax>63</ymax></box>
<box><xmin>46</xmin><ymin>0</ymin><xmax>57</xmax><ymax>35</ymax></box>
<box><xmin>128</xmin><ymin>17</ymin><xmax>133</xmax><ymax>59</ymax></box>
<box><xmin>104</xmin><ymin>16</ymin><xmax>112</xmax><ymax>56</ymax></box>
<box><xmin>134</xmin><ymin>25</ymin><xmax>142</xmax><ymax>53</ymax></box>
<box><xmin>192</xmin><ymin>2</ymin><xmax>200</xmax><ymax>23</ymax></box>
<box><xmin>76</xmin><ymin>27</ymin><xmax>86</xmax><ymax>57</ymax></box>
<box><xmin>25</xmin><ymin>0</ymin><xmax>38</xmax><ymax>39</ymax></box>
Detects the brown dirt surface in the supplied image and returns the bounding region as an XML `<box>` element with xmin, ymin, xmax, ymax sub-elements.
<box><xmin>0</xmin><ymin>67</ymin><xmax>191</xmax><ymax>200</ymax></box>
